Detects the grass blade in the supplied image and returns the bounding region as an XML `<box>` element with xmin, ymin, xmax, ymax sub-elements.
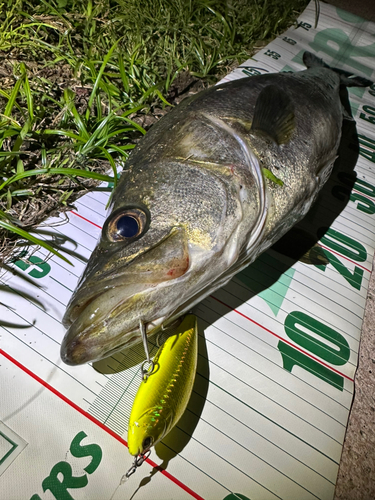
<box><xmin>20</xmin><ymin>63</ymin><xmax>34</xmax><ymax>121</ymax></box>
<box><xmin>97</xmin><ymin>147</ymin><xmax>118</xmax><ymax>188</ymax></box>
<box><xmin>4</xmin><ymin>74</ymin><xmax>24</xmax><ymax>117</ymax></box>
<box><xmin>0</xmin><ymin>168</ymin><xmax>114</xmax><ymax>192</ymax></box>
<box><xmin>41</xmin><ymin>129</ymin><xmax>87</xmax><ymax>142</ymax></box>
<box><xmin>63</xmin><ymin>89</ymin><xmax>90</xmax><ymax>140</ymax></box>
<box><xmin>86</xmin><ymin>42</ymin><xmax>119</xmax><ymax>121</ymax></box>
<box><xmin>118</xmin><ymin>54</ymin><xmax>130</xmax><ymax>93</ymax></box>
<box><xmin>0</xmin><ymin>216</ymin><xmax>72</xmax><ymax>264</ymax></box>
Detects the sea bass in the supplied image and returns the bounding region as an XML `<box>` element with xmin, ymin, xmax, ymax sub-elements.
<box><xmin>61</xmin><ymin>52</ymin><xmax>371</xmax><ymax>365</ymax></box>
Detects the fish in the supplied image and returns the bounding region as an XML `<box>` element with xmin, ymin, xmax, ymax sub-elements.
<box><xmin>61</xmin><ymin>51</ymin><xmax>372</xmax><ymax>365</ymax></box>
<box><xmin>127</xmin><ymin>314</ymin><xmax>198</xmax><ymax>457</ymax></box>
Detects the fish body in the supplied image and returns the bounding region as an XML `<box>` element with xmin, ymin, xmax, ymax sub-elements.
<box><xmin>61</xmin><ymin>52</ymin><xmax>371</xmax><ymax>365</ymax></box>
<box><xmin>127</xmin><ymin>314</ymin><xmax>198</xmax><ymax>456</ymax></box>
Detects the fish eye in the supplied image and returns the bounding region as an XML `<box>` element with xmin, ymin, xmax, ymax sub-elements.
<box><xmin>142</xmin><ymin>436</ymin><xmax>153</xmax><ymax>451</ymax></box>
<box><xmin>106</xmin><ymin>207</ymin><xmax>150</xmax><ymax>242</ymax></box>
<box><xmin>116</xmin><ymin>215</ymin><xmax>139</xmax><ymax>237</ymax></box>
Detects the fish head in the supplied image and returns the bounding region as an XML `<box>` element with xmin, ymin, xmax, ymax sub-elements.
<box><xmin>61</xmin><ymin>155</ymin><xmax>261</xmax><ymax>365</ymax></box>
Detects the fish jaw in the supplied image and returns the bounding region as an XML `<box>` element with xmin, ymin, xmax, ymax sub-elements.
<box><xmin>61</xmin><ymin>227</ymin><xmax>190</xmax><ymax>365</ymax></box>
<box><xmin>63</xmin><ymin>226</ymin><xmax>189</xmax><ymax>329</ymax></box>
<box><xmin>60</xmin><ymin>285</ymin><xmax>162</xmax><ymax>365</ymax></box>
<box><xmin>60</xmin><ymin>241</ymin><xmax>234</xmax><ymax>365</ymax></box>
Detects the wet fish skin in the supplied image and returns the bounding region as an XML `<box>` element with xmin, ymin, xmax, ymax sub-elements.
<box><xmin>61</xmin><ymin>52</ymin><xmax>371</xmax><ymax>365</ymax></box>
<box><xmin>127</xmin><ymin>314</ymin><xmax>198</xmax><ymax>456</ymax></box>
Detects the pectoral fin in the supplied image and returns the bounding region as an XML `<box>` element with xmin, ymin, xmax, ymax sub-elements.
<box><xmin>272</xmin><ymin>228</ymin><xmax>329</xmax><ymax>266</ymax></box>
<box><xmin>251</xmin><ymin>85</ymin><xmax>295</xmax><ymax>145</ymax></box>
<box><xmin>300</xmin><ymin>244</ymin><xmax>329</xmax><ymax>266</ymax></box>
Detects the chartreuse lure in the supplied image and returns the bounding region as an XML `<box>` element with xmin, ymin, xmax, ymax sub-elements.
<box><xmin>126</xmin><ymin>314</ymin><xmax>198</xmax><ymax>475</ymax></box>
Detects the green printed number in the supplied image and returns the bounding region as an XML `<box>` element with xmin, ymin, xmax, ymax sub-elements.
<box><xmin>369</xmin><ymin>83</ymin><xmax>375</xmax><ymax>98</ymax></box>
<box><xmin>282</xmin><ymin>37</ymin><xmax>296</xmax><ymax>46</ymax></box>
<box><xmin>223</xmin><ymin>494</ymin><xmax>252</xmax><ymax>500</ymax></box>
<box><xmin>279</xmin><ymin>311</ymin><xmax>350</xmax><ymax>391</ymax></box>
<box><xmin>353</xmin><ymin>178</ymin><xmax>375</xmax><ymax>198</ymax></box>
<box><xmin>360</xmin><ymin>105</ymin><xmax>375</xmax><ymax>125</ymax></box>
<box><xmin>264</xmin><ymin>50</ymin><xmax>280</xmax><ymax>60</ymax></box>
<box><xmin>284</xmin><ymin>312</ymin><xmax>350</xmax><ymax>366</ymax></box>
<box><xmin>358</xmin><ymin>134</ymin><xmax>375</xmax><ymax>163</ymax></box>
<box><xmin>107</xmin><ymin>172</ymin><xmax>121</xmax><ymax>190</ymax></box>
<box><xmin>350</xmin><ymin>192</ymin><xmax>375</xmax><ymax>215</ymax></box>
<box><xmin>278</xmin><ymin>342</ymin><xmax>344</xmax><ymax>390</ymax></box>
<box><xmin>241</xmin><ymin>67</ymin><xmax>263</xmax><ymax>77</ymax></box>
<box><xmin>316</xmin><ymin>249</ymin><xmax>363</xmax><ymax>290</ymax></box>
<box><xmin>333</xmin><ymin>177</ymin><xmax>375</xmax><ymax>215</ymax></box>
<box><xmin>14</xmin><ymin>255</ymin><xmax>51</xmax><ymax>278</ymax></box>
<box><xmin>315</xmin><ymin>228</ymin><xmax>367</xmax><ymax>290</ymax></box>
<box><xmin>319</xmin><ymin>227</ymin><xmax>366</xmax><ymax>262</ymax></box>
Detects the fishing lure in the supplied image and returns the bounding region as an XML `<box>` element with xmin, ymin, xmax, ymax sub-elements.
<box><xmin>126</xmin><ymin>314</ymin><xmax>198</xmax><ymax>476</ymax></box>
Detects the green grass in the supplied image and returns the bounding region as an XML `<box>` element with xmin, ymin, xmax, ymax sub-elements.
<box><xmin>0</xmin><ymin>0</ymin><xmax>309</xmax><ymax>263</ymax></box>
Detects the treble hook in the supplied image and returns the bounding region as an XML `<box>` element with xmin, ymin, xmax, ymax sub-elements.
<box><xmin>139</xmin><ymin>319</ymin><xmax>154</xmax><ymax>379</ymax></box>
<box><xmin>124</xmin><ymin>450</ymin><xmax>152</xmax><ymax>479</ymax></box>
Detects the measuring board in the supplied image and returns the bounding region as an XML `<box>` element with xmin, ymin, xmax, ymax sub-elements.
<box><xmin>1</xmin><ymin>2</ymin><xmax>375</xmax><ymax>499</ymax></box>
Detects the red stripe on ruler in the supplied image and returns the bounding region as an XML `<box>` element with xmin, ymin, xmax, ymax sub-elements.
<box><xmin>352</xmin><ymin>188</ymin><xmax>374</xmax><ymax>201</ymax></box>
<box><xmin>70</xmin><ymin>210</ymin><xmax>102</xmax><ymax>229</ymax></box>
<box><xmin>210</xmin><ymin>296</ymin><xmax>354</xmax><ymax>382</ymax></box>
<box><xmin>0</xmin><ymin>348</ymin><xmax>205</xmax><ymax>500</ymax></box>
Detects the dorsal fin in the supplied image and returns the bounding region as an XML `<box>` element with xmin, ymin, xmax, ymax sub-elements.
<box><xmin>303</xmin><ymin>51</ymin><xmax>330</xmax><ymax>69</ymax></box>
<box><xmin>251</xmin><ymin>85</ymin><xmax>295</xmax><ymax>145</ymax></box>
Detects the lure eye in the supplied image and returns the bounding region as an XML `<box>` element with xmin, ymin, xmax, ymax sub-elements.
<box><xmin>142</xmin><ymin>436</ymin><xmax>153</xmax><ymax>451</ymax></box>
<box><xmin>106</xmin><ymin>207</ymin><xmax>149</xmax><ymax>242</ymax></box>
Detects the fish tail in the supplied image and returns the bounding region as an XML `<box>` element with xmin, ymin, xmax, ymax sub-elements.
<box><xmin>303</xmin><ymin>51</ymin><xmax>373</xmax><ymax>87</ymax></box>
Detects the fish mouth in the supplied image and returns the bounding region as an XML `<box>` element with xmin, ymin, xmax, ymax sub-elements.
<box><xmin>60</xmin><ymin>313</ymin><xmax>165</xmax><ymax>366</ymax></box>
<box><xmin>61</xmin><ymin>279</ymin><xmax>170</xmax><ymax>365</ymax></box>
<box><xmin>61</xmin><ymin>227</ymin><xmax>189</xmax><ymax>365</ymax></box>
<box><xmin>60</xmin><ymin>276</ymin><xmax>181</xmax><ymax>364</ymax></box>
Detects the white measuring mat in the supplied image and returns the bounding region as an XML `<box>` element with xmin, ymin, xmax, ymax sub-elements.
<box><xmin>1</xmin><ymin>2</ymin><xmax>375</xmax><ymax>499</ymax></box>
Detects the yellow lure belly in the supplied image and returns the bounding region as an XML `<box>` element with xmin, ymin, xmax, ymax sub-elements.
<box><xmin>127</xmin><ymin>314</ymin><xmax>198</xmax><ymax>456</ymax></box>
